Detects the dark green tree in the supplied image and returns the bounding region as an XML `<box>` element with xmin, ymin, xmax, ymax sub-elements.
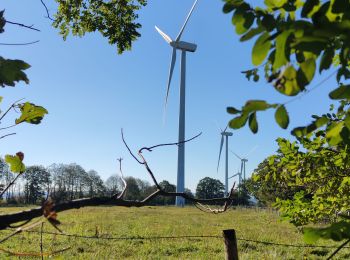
<box><xmin>23</xmin><ymin>166</ymin><xmax>51</xmax><ymax>204</ymax></box>
<box><xmin>196</xmin><ymin>177</ymin><xmax>225</xmax><ymax>201</ymax></box>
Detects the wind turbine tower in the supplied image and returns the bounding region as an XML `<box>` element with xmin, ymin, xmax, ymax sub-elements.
<box><xmin>155</xmin><ymin>0</ymin><xmax>199</xmax><ymax>206</ymax></box>
<box><xmin>217</xmin><ymin>128</ymin><xmax>233</xmax><ymax>195</ymax></box>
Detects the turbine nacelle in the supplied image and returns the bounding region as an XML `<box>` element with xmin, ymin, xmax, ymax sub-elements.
<box><xmin>170</xmin><ymin>41</ymin><xmax>197</xmax><ymax>52</ymax></box>
<box><xmin>221</xmin><ymin>131</ymin><xmax>233</xmax><ymax>137</ymax></box>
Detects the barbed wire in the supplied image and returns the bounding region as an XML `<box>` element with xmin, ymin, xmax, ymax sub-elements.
<box><xmin>10</xmin><ymin>230</ymin><xmax>349</xmax><ymax>249</ymax></box>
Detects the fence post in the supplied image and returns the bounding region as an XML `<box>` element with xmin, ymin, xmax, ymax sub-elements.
<box><xmin>223</xmin><ymin>229</ymin><xmax>239</xmax><ymax>260</ymax></box>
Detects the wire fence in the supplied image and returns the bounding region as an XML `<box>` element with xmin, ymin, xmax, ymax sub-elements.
<box><xmin>14</xmin><ymin>230</ymin><xmax>350</xmax><ymax>250</ymax></box>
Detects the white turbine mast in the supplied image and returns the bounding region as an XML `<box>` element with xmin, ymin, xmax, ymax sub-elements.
<box><xmin>155</xmin><ymin>0</ymin><xmax>199</xmax><ymax>207</ymax></box>
<box><xmin>217</xmin><ymin>126</ymin><xmax>233</xmax><ymax>195</ymax></box>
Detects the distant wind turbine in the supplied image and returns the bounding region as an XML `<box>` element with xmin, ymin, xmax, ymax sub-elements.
<box><xmin>229</xmin><ymin>169</ymin><xmax>242</xmax><ymax>193</ymax></box>
<box><xmin>230</xmin><ymin>149</ymin><xmax>254</xmax><ymax>181</ymax></box>
<box><xmin>217</xmin><ymin>126</ymin><xmax>233</xmax><ymax>195</ymax></box>
<box><xmin>155</xmin><ymin>0</ymin><xmax>199</xmax><ymax>207</ymax></box>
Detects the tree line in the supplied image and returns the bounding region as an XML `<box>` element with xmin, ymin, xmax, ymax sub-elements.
<box><xmin>0</xmin><ymin>158</ymin><xmax>250</xmax><ymax>206</ymax></box>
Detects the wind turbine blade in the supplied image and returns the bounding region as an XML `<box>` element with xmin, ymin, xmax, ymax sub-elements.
<box><xmin>246</xmin><ymin>145</ymin><xmax>258</xmax><ymax>157</ymax></box>
<box><xmin>155</xmin><ymin>26</ymin><xmax>173</xmax><ymax>44</ymax></box>
<box><xmin>217</xmin><ymin>135</ymin><xmax>224</xmax><ymax>172</ymax></box>
<box><xmin>164</xmin><ymin>48</ymin><xmax>177</xmax><ymax>113</ymax></box>
<box><xmin>229</xmin><ymin>173</ymin><xmax>239</xmax><ymax>179</ymax></box>
<box><xmin>223</xmin><ymin>125</ymin><xmax>228</xmax><ymax>132</ymax></box>
<box><xmin>230</xmin><ymin>149</ymin><xmax>242</xmax><ymax>160</ymax></box>
<box><xmin>175</xmin><ymin>0</ymin><xmax>199</xmax><ymax>42</ymax></box>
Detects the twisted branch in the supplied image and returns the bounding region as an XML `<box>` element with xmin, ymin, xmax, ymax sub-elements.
<box><xmin>0</xmin><ymin>130</ymin><xmax>235</xmax><ymax>230</ymax></box>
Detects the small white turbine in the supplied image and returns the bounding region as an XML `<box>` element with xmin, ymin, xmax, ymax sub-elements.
<box><xmin>155</xmin><ymin>0</ymin><xmax>199</xmax><ymax>207</ymax></box>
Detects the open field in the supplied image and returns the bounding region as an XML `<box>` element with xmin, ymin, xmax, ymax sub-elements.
<box><xmin>0</xmin><ymin>206</ymin><xmax>350</xmax><ymax>259</ymax></box>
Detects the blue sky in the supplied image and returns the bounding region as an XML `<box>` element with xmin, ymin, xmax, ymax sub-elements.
<box><xmin>1</xmin><ymin>0</ymin><xmax>336</xmax><ymax>191</ymax></box>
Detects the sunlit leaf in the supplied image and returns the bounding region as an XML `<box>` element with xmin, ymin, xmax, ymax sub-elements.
<box><xmin>275</xmin><ymin>105</ymin><xmax>289</xmax><ymax>129</ymax></box>
<box><xmin>15</xmin><ymin>102</ymin><xmax>48</xmax><ymax>125</ymax></box>
<box><xmin>252</xmin><ymin>32</ymin><xmax>271</xmax><ymax>66</ymax></box>
<box><xmin>273</xmin><ymin>30</ymin><xmax>292</xmax><ymax>70</ymax></box>
<box><xmin>5</xmin><ymin>154</ymin><xmax>25</xmax><ymax>173</ymax></box>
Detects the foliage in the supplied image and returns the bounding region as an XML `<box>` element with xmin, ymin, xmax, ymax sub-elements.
<box><xmin>53</xmin><ymin>0</ymin><xmax>147</xmax><ymax>54</ymax></box>
<box><xmin>223</xmin><ymin>0</ymin><xmax>350</xmax><ymax>145</ymax></box>
<box><xmin>195</xmin><ymin>177</ymin><xmax>225</xmax><ymax>201</ymax></box>
<box><xmin>246</xmin><ymin>157</ymin><xmax>304</xmax><ymax>207</ymax></box>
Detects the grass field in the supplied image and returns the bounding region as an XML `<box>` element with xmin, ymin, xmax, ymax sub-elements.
<box><xmin>0</xmin><ymin>206</ymin><xmax>350</xmax><ymax>259</ymax></box>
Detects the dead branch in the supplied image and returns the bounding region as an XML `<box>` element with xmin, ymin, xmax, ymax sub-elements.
<box><xmin>0</xmin><ymin>131</ymin><xmax>235</xmax><ymax>230</ymax></box>
<box><xmin>5</xmin><ymin>20</ymin><xmax>40</xmax><ymax>32</ymax></box>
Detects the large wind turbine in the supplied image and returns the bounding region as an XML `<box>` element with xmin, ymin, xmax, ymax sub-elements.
<box><xmin>155</xmin><ymin>0</ymin><xmax>199</xmax><ymax>207</ymax></box>
<box><xmin>217</xmin><ymin>127</ymin><xmax>233</xmax><ymax>195</ymax></box>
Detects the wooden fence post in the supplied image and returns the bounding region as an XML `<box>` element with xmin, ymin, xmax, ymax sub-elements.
<box><xmin>223</xmin><ymin>229</ymin><xmax>239</xmax><ymax>260</ymax></box>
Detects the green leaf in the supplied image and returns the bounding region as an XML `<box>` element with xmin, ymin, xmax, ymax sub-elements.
<box><xmin>319</xmin><ymin>49</ymin><xmax>335</xmax><ymax>73</ymax></box>
<box><xmin>252</xmin><ymin>32</ymin><xmax>271</xmax><ymax>66</ymax></box>
<box><xmin>15</xmin><ymin>102</ymin><xmax>48</xmax><ymax>125</ymax></box>
<box><xmin>5</xmin><ymin>154</ymin><xmax>25</xmax><ymax>173</ymax></box>
<box><xmin>223</xmin><ymin>0</ymin><xmax>244</xmax><ymax>13</ymax></box>
<box><xmin>240</xmin><ymin>27</ymin><xmax>264</xmax><ymax>42</ymax></box>
<box><xmin>273</xmin><ymin>30</ymin><xmax>292</xmax><ymax>70</ymax></box>
<box><xmin>275</xmin><ymin>105</ymin><xmax>289</xmax><ymax>129</ymax></box>
<box><xmin>274</xmin><ymin>65</ymin><xmax>301</xmax><ymax>96</ymax></box>
<box><xmin>296</xmin><ymin>58</ymin><xmax>316</xmax><ymax>89</ymax></box>
<box><xmin>227</xmin><ymin>107</ymin><xmax>241</xmax><ymax>114</ymax></box>
<box><xmin>329</xmin><ymin>85</ymin><xmax>350</xmax><ymax>100</ymax></box>
<box><xmin>243</xmin><ymin>100</ymin><xmax>276</xmax><ymax>113</ymax></box>
<box><xmin>332</xmin><ymin>0</ymin><xmax>350</xmax><ymax>14</ymax></box>
<box><xmin>326</xmin><ymin>122</ymin><xmax>344</xmax><ymax>145</ymax></box>
<box><xmin>229</xmin><ymin>113</ymin><xmax>249</xmax><ymax>129</ymax></box>
<box><xmin>301</xmin><ymin>0</ymin><xmax>320</xmax><ymax>18</ymax></box>
<box><xmin>232</xmin><ymin>9</ymin><xmax>255</xmax><ymax>35</ymax></box>
<box><xmin>0</xmin><ymin>57</ymin><xmax>30</xmax><ymax>87</ymax></box>
<box><xmin>248</xmin><ymin>112</ymin><xmax>258</xmax><ymax>133</ymax></box>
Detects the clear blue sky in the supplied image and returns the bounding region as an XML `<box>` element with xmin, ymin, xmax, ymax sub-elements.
<box><xmin>2</xmin><ymin>0</ymin><xmax>336</xmax><ymax>191</ymax></box>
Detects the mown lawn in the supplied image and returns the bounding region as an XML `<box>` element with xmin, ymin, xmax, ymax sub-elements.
<box><xmin>0</xmin><ymin>206</ymin><xmax>349</xmax><ymax>259</ymax></box>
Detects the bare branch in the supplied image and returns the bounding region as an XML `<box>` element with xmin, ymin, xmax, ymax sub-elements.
<box><xmin>0</xmin><ymin>40</ymin><xmax>40</xmax><ymax>46</ymax></box>
<box><xmin>5</xmin><ymin>20</ymin><xmax>40</xmax><ymax>32</ymax></box>
<box><xmin>0</xmin><ymin>98</ymin><xmax>25</xmax><ymax>122</ymax></box>
<box><xmin>0</xmin><ymin>133</ymin><xmax>16</xmax><ymax>139</ymax></box>
<box><xmin>121</xmin><ymin>129</ymin><xmax>143</xmax><ymax>164</ymax></box>
<box><xmin>139</xmin><ymin>132</ymin><xmax>202</xmax><ymax>153</ymax></box>
<box><xmin>40</xmin><ymin>0</ymin><xmax>55</xmax><ymax>21</ymax></box>
<box><xmin>0</xmin><ymin>131</ymin><xmax>234</xmax><ymax>230</ymax></box>
<box><xmin>0</xmin><ymin>171</ymin><xmax>22</xmax><ymax>198</ymax></box>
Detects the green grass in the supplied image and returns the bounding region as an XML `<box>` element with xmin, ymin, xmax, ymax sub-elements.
<box><xmin>0</xmin><ymin>206</ymin><xmax>349</xmax><ymax>259</ymax></box>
